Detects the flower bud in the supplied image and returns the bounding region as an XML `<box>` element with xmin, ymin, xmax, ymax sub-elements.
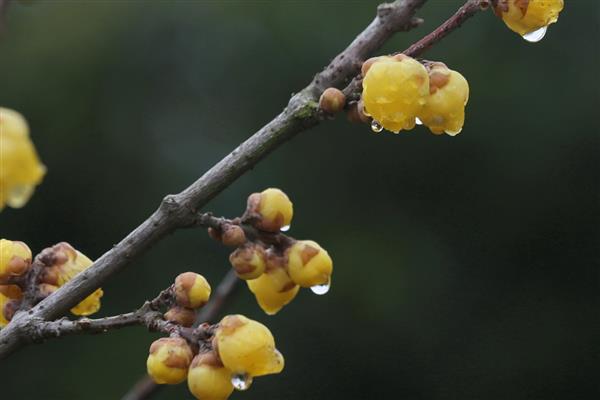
<box><xmin>208</xmin><ymin>227</ymin><xmax>222</xmax><ymax>242</ymax></box>
<box><xmin>229</xmin><ymin>244</ymin><xmax>266</xmax><ymax>280</ymax></box>
<box><xmin>188</xmin><ymin>351</ymin><xmax>234</xmax><ymax>400</ymax></box>
<box><xmin>36</xmin><ymin>242</ymin><xmax>103</xmax><ymax>316</ymax></box>
<box><xmin>0</xmin><ymin>107</ymin><xmax>46</xmax><ymax>210</ymax></box>
<box><xmin>0</xmin><ymin>239</ymin><xmax>32</xmax><ymax>282</ymax></box>
<box><xmin>319</xmin><ymin>87</ymin><xmax>346</xmax><ymax>114</ymax></box>
<box><xmin>494</xmin><ymin>0</ymin><xmax>563</xmax><ymax>40</ymax></box>
<box><xmin>216</xmin><ymin>315</ymin><xmax>284</xmax><ymax>377</ymax></box>
<box><xmin>286</xmin><ymin>240</ymin><xmax>333</xmax><ymax>288</ymax></box>
<box><xmin>147</xmin><ymin>337</ymin><xmax>193</xmax><ymax>384</ymax></box>
<box><xmin>0</xmin><ymin>284</ymin><xmax>22</xmax><ymax>299</ymax></box>
<box><xmin>221</xmin><ymin>224</ymin><xmax>246</xmax><ymax>247</ymax></box>
<box><xmin>362</xmin><ymin>55</ymin><xmax>429</xmax><ymax>133</ymax></box>
<box><xmin>164</xmin><ymin>306</ymin><xmax>196</xmax><ymax>327</ymax></box>
<box><xmin>247</xmin><ymin>261</ymin><xmax>299</xmax><ymax>315</ymax></box>
<box><xmin>174</xmin><ymin>272</ymin><xmax>211</xmax><ymax>309</ymax></box>
<box><xmin>245</xmin><ymin>188</ymin><xmax>293</xmax><ymax>232</ymax></box>
<box><xmin>417</xmin><ymin>63</ymin><xmax>469</xmax><ymax>136</ymax></box>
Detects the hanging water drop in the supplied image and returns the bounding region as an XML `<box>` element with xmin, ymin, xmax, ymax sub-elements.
<box><xmin>370</xmin><ymin>120</ymin><xmax>383</xmax><ymax>133</ymax></box>
<box><xmin>280</xmin><ymin>225</ymin><xmax>291</xmax><ymax>232</ymax></box>
<box><xmin>522</xmin><ymin>26</ymin><xmax>548</xmax><ymax>43</ymax></box>
<box><xmin>231</xmin><ymin>373</ymin><xmax>253</xmax><ymax>391</ymax></box>
<box><xmin>310</xmin><ymin>279</ymin><xmax>331</xmax><ymax>295</ymax></box>
<box><xmin>415</xmin><ymin>117</ymin><xmax>423</xmax><ymax>126</ymax></box>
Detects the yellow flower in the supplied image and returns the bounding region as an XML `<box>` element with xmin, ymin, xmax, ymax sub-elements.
<box><xmin>246</xmin><ymin>188</ymin><xmax>293</xmax><ymax>232</ymax></box>
<box><xmin>495</xmin><ymin>0</ymin><xmax>563</xmax><ymax>38</ymax></box>
<box><xmin>38</xmin><ymin>242</ymin><xmax>103</xmax><ymax>316</ymax></box>
<box><xmin>286</xmin><ymin>240</ymin><xmax>333</xmax><ymax>288</ymax></box>
<box><xmin>229</xmin><ymin>244</ymin><xmax>266</xmax><ymax>280</ymax></box>
<box><xmin>146</xmin><ymin>337</ymin><xmax>193</xmax><ymax>385</ymax></box>
<box><xmin>0</xmin><ymin>107</ymin><xmax>46</xmax><ymax>211</ymax></box>
<box><xmin>362</xmin><ymin>55</ymin><xmax>429</xmax><ymax>133</ymax></box>
<box><xmin>418</xmin><ymin>63</ymin><xmax>469</xmax><ymax>136</ymax></box>
<box><xmin>247</xmin><ymin>263</ymin><xmax>299</xmax><ymax>315</ymax></box>
<box><xmin>188</xmin><ymin>352</ymin><xmax>234</xmax><ymax>400</ymax></box>
<box><xmin>0</xmin><ymin>238</ymin><xmax>32</xmax><ymax>282</ymax></box>
<box><xmin>215</xmin><ymin>315</ymin><xmax>284</xmax><ymax>377</ymax></box>
<box><xmin>173</xmin><ymin>272</ymin><xmax>211</xmax><ymax>309</ymax></box>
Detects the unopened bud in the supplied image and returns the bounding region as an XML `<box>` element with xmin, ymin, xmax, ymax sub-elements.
<box><xmin>319</xmin><ymin>87</ymin><xmax>346</xmax><ymax>114</ymax></box>
<box><xmin>229</xmin><ymin>244</ymin><xmax>266</xmax><ymax>280</ymax></box>
<box><xmin>221</xmin><ymin>224</ymin><xmax>246</xmax><ymax>247</ymax></box>
<box><xmin>164</xmin><ymin>306</ymin><xmax>196</xmax><ymax>327</ymax></box>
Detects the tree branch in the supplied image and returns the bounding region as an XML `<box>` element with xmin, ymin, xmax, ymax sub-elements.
<box><xmin>0</xmin><ymin>0</ymin><xmax>489</xmax><ymax>359</ymax></box>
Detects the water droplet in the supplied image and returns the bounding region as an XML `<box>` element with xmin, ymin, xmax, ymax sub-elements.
<box><xmin>522</xmin><ymin>26</ymin><xmax>547</xmax><ymax>43</ymax></box>
<box><xmin>310</xmin><ymin>279</ymin><xmax>331</xmax><ymax>295</ymax></box>
<box><xmin>280</xmin><ymin>225</ymin><xmax>291</xmax><ymax>232</ymax></box>
<box><xmin>415</xmin><ymin>117</ymin><xmax>423</xmax><ymax>126</ymax></box>
<box><xmin>231</xmin><ymin>373</ymin><xmax>253</xmax><ymax>391</ymax></box>
<box><xmin>370</xmin><ymin>120</ymin><xmax>383</xmax><ymax>133</ymax></box>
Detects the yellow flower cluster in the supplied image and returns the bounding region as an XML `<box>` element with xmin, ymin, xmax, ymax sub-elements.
<box><xmin>0</xmin><ymin>239</ymin><xmax>32</xmax><ymax>327</ymax></box>
<box><xmin>494</xmin><ymin>0</ymin><xmax>564</xmax><ymax>41</ymax></box>
<box><xmin>227</xmin><ymin>188</ymin><xmax>334</xmax><ymax>315</ymax></box>
<box><xmin>37</xmin><ymin>242</ymin><xmax>103</xmax><ymax>316</ymax></box>
<box><xmin>361</xmin><ymin>55</ymin><xmax>469</xmax><ymax>136</ymax></box>
<box><xmin>147</xmin><ymin>315</ymin><xmax>284</xmax><ymax>400</ymax></box>
<box><xmin>0</xmin><ymin>107</ymin><xmax>46</xmax><ymax>211</ymax></box>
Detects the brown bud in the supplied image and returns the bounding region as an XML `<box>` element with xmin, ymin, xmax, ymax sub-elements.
<box><xmin>221</xmin><ymin>224</ymin><xmax>246</xmax><ymax>247</ymax></box>
<box><xmin>164</xmin><ymin>306</ymin><xmax>196</xmax><ymax>327</ymax></box>
<box><xmin>319</xmin><ymin>87</ymin><xmax>346</xmax><ymax>114</ymax></box>
<box><xmin>229</xmin><ymin>244</ymin><xmax>266</xmax><ymax>280</ymax></box>
<box><xmin>207</xmin><ymin>227</ymin><xmax>222</xmax><ymax>242</ymax></box>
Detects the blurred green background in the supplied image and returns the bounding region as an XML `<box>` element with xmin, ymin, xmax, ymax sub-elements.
<box><xmin>1</xmin><ymin>1</ymin><xmax>598</xmax><ymax>399</ymax></box>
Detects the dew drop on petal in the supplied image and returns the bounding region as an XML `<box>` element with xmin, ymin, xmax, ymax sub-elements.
<box><xmin>310</xmin><ymin>278</ymin><xmax>331</xmax><ymax>295</ymax></box>
<box><xmin>370</xmin><ymin>120</ymin><xmax>383</xmax><ymax>133</ymax></box>
<box><xmin>231</xmin><ymin>373</ymin><xmax>253</xmax><ymax>391</ymax></box>
<box><xmin>522</xmin><ymin>26</ymin><xmax>548</xmax><ymax>43</ymax></box>
<box><xmin>280</xmin><ymin>225</ymin><xmax>291</xmax><ymax>232</ymax></box>
<box><xmin>415</xmin><ymin>117</ymin><xmax>423</xmax><ymax>126</ymax></box>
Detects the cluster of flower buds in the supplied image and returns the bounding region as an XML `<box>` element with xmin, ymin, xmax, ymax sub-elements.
<box><xmin>0</xmin><ymin>239</ymin><xmax>104</xmax><ymax>327</ymax></box>
<box><xmin>494</xmin><ymin>0</ymin><xmax>564</xmax><ymax>42</ymax></box>
<box><xmin>0</xmin><ymin>107</ymin><xmax>46</xmax><ymax>211</ymax></box>
<box><xmin>163</xmin><ymin>272</ymin><xmax>211</xmax><ymax>327</ymax></box>
<box><xmin>209</xmin><ymin>188</ymin><xmax>334</xmax><ymax>315</ymax></box>
<box><xmin>356</xmin><ymin>54</ymin><xmax>469</xmax><ymax>136</ymax></box>
<box><xmin>147</xmin><ymin>314</ymin><xmax>284</xmax><ymax>400</ymax></box>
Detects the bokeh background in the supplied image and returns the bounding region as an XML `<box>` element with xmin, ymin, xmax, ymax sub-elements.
<box><xmin>1</xmin><ymin>1</ymin><xmax>598</xmax><ymax>399</ymax></box>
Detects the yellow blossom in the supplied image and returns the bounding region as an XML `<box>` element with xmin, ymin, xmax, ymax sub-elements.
<box><xmin>146</xmin><ymin>337</ymin><xmax>193</xmax><ymax>384</ymax></box>
<box><xmin>286</xmin><ymin>240</ymin><xmax>333</xmax><ymax>288</ymax></box>
<box><xmin>0</xmin><ymin>107</ymin><xmax>46</xmax><ymax>211</ymax></box>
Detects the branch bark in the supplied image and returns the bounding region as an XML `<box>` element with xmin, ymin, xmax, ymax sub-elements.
<box><xmin>0</xmin><ymin>0</ymin><xmax>429</xmax><ymax>358</ymax></box>
<box><xmin>0</xmin><ymin>0</ymin><xmax>491</xmax><ymax>359</ymax></box>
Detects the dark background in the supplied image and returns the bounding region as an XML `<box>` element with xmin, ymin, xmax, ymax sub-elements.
<box><xmin>1</xmin><ymin>1</ymin><xmax>598</xmax><ymax>399</ymax></box>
